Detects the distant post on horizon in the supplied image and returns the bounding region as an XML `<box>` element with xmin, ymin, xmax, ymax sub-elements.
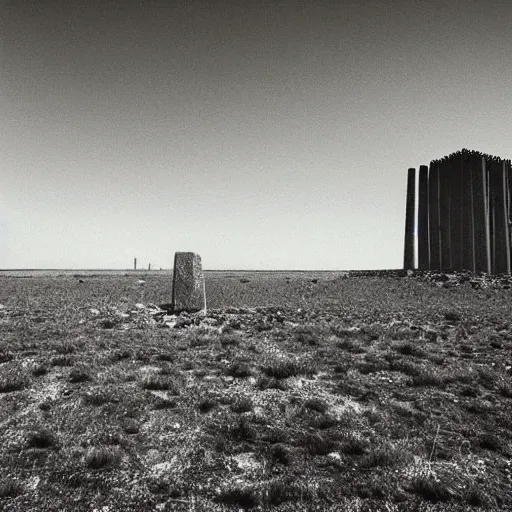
<box><xmin>134</xmin><ymin>257</ymin><xmax>137</xmax><ymax>271</ymax></box>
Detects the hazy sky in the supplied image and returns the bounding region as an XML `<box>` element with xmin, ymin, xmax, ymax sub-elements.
<box><xmin>2</xmin><ymin>0</ymin><xmax>512</xmax><ymax>270</ymax></box>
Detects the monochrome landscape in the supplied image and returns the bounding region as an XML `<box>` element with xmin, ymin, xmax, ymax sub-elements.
<box><xmin>1</xmin><ymin>268</ymin><xmax>511</xmax><ymax>510</ymax></box>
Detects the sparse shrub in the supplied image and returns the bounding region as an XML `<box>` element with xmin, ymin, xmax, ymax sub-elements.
<box><xmin>466</xmin><ymin>486</ymin><xmax>488</xmax><ymax>507</ymax></box>
<box><xmin>499</xmin><ymin>383</ymin><xmax>512</xmax><ymax>398</ymax></box>
<box><xmin>294</xmin><ymin>326</ymin><xmax>322</xmax><ymax>346</ymax></box>
<box><xmin>84</xmin><ymin>446</ymin><xmax>122</xmax><ymax>469</ymax></box>
<box><xmin>336</xmin><ymin>339</ymin><xmax>366</xmax><ymax>353</ymax></box>
<box><xmin>39</xmin><ymin>401</ymin><xmax>52</xmax><ymax>411</ymax></box>
<box><xmin>357</xmin><ymin>360</ymin><xmax>388</xmax><ymax>374</ymax></box>
<box><xmin>269</xmin><ymin>444</ymin><xmax>292</xmax><ymax>465</ymax></box>
<box><xmin>226</xmin><ymin>361</ymin><xmax>252</xmax><ymax>378</ymax></box>
<box><xmin>95</xmin><ymin>431</ymin><xmax>122</xmax><ymax>446</ymax></box>
<box><xmin>111</xmin><ymin>349</ymin><xmax>131</xmax><ymax>362</ymax></box>
<box><xmin>230</xmin><ymin>416</ymin><xmax>256</xmax><ymax>442</ymax></box>
<box><xmin>410</xmin><ymin>368</ymin><xmax>446</xmax><ymax>387</ymax></box>
<box><xmin>460</xmin><ymin>385</ymin><xmax>480</xmax><ymax>397</ymax></box>
<box><xmin>122</xmin><ymin>418</ymin><xmax>140</xmax><ymax>434</ymax></box>
<box><xmin>309</xmin><ymin>415</ymin><xmax>338</xmax><ymax>430</ymax></box>
<box><xmin>0</xmin><ymin>479</ymin><xmax>23</xmax><ymax>498</ymax></box>
<box><xmin>410</xmin><ymin>476</ymin><xmax>452</xmax><ymax>503</ymax></box>
<box><xmin>444</xmin><ymin>311</ymin><xmax>461</xmax><ymax>323</ymax></box>
<box><xmin>99</xmin><ymin>318</ymin><xmax>121</xmax><ymax>329</ymax></box>
<box><xmin>256</xmin><ymin>376</ymin><xmax>287</xmax><ymax>391</ymax></box>
<box><xmin>218</xmin><ymin>395</ymin><xmax>233</xmax><ymax>405</ymax></box>
<box><xmin>198</xmin><ymin>398</ymin><xmax>218</xmax><ymax>413</ymax></box>
<box><xmin>220</xmin><ymin>334</ymin><xmax>241</xmax><ymax>347</ymax></box>
<box><xmin>154</xmin><ymin>352</ymin><xmax>174</xmax><ymax>362</ymax></box>
<box><xmin>0</xmin><ymin>351</ymin><xmax>14</xmax><ymax>364</ymax></box>
<box><xmin>262</xmin><ymin>359</ymin><xmax>315</xmax><ymax>380</ymax></box>
<box><xmin>389</xmin><ymin>359</ymin><xmax>423</xmax><ymax>377</ymax></box>
<box><xmin>262</xmin><ymin>478</ymin><xmax>311</xmax><ymax>505</ymax></box>
<box><xmin>0</xmin><ymin>369</ymin><xmax>29</xmax><ymax>393</ymax></box>
<box><xmin>303</xmin><ymin>432</ymin><xmax>338</xmax><ymax>456</ymax></box>
<box><xmin>445</xmin><ymin>369</ymin><xmax>474</xmax><ymax>384</ymax></box>
<box><xmin>25</xmin><ymin>426</ymin><xmax>60</xmax><ymax>449</ymax></box>
<box><xmin>31</xmin><ymin>363</ymin><xmax>48</xmax><ymax>377</ymax></box>
<box><xmin>304</xmin><ymin>397</ymin><xmax>328</xmax><ymax>413</ymax></box>
<box><xmin>51</xmin><ymin>355</ymin><xmax>74</xmax><ymax>367</ymax></box>
<box><xmin>395</xmin><ymin>342</ymin><xmax>427</xmax><ymax>358</ymax></box>
<box><xmin>215</xmin><ymin>486</ymin><xmax>258</xmax><ymax>509</ymax></box>
<box><xmin>69</xmin><ymin>365</ymin><xmax>94</xmax><ymax>383</ymax></box>
<box><xmin>477</xmin><ymin>367</ymin><xmax>499</xmax><ymax>389</ymax></box>
<box><xmin>362</xmin><ymin>445</ymin><xmax>409</xmax><ymax>468</ymax></box>
<box><xmin>153</xmin><ymin>397</ymin><xmax>177</xmax><ymax>410</ymax></box>
<box><xmin>141</xmin><ymin>374</ymin><xmax>179</xmax><ymax>393</ymax></box>
<box><xmin>231</xmin><ymin>398</ymin><xmax>253</xmax><ymax>413</ymax></box>
<box><xmin>333</xmin><ymin>363</ymin><xmax>349</xmax><ymax>374</ymax></box>
<box><xmin>340</xmin><ymin>434</ymin><xmax>368</xmax><ymax>455</ymax></box>
<box><xmin>465</xmin><ymin>399</ymin><xmax>494</xmax><ymax>414</ymax></box>
<box><xmin>490</xmin><ymin>337</ymin><xmax>503</xmax><ymax>349</ymax></box>
<box><xmin>479</xmin><ymin>434</ymin><xmax>501</xmax><ymax>451</ymax></box>
<box><xmin>82</xmin><ymin>390</ymin><xmax>110</xmax><ymax>406</ymax></box>
<box><xmin>255</xmin><ymin>320</ymin><xmax>272</xmax><ymax>332</ymax></box>
<box><xmin>188</xmin><ymin>334</ymin><xmax>209</xmax><ymax>348</ymax></box>
<box><xmin>240</xmin><ymin>278</ymin><xmax>250</xmax><ymax>284</ymax></box>
<box><xmin>362</xmin><ymin>324</ymin><xmax>383</xmax><ymax>341</ymax></box>
<box><xmin>53</xmin><ymin>341</ymin><xmax>76</xmax><ymax>354</ymax></box>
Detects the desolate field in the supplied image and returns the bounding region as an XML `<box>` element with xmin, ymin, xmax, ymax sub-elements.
<box><xmin>0</xmin><ymin>270</ymin><xmax>511</xmax><ymax>511</ymax></box>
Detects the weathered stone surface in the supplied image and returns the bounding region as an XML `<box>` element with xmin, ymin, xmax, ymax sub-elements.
<box><xmin>172</xmin><ymin>252</ymin><xmax>206</xmax><ymax>313</ymax></box>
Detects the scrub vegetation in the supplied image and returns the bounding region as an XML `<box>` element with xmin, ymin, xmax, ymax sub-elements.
<box><xmin>0</xmin><ymin>270</ymin><xmax>511</xmax><ymax>511</ymax></box>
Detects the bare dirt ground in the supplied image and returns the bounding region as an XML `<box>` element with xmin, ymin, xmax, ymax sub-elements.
<box><xmin>0</xmin><ymin>270</ymin><xmax>511</xmax><ymax>511</ymax></box>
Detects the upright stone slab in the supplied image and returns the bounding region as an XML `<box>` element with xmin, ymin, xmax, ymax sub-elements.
<box><xmin>172</xmin><ymin>252</ymin><xmax>206</xmax><ymax>313</ymax></box>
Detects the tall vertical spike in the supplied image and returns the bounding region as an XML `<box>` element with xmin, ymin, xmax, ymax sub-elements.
<box><xmin>473</xmin><ymin>156</ymin><xmax>491</xmax><ymax>273</ymax></box>
<box><xmin>428</xmin><ymin>161</ymin><xmax>441</xmax><ymax>270</ymax></box>
<box><xmin>418</xmin><ymin>165</ymin><xmax>429</xmax><ymax>270</ymax></box>
<box><xmin>449</xmin><ymin>153</ymin><xmax>463</xmax><ymax>270</ymax></box>
<box><xmin>489</xmin><ymin>159</ymin><xmax>510</xmax><ymax>273</ymax></box>
<box><xmin>404</xmin><ymin>168</ymin><xmax>416</xmax><ymax>270</ymax></box>
<box><xmin>461</xmin><ymin>151</ymin><xmax>475</xmax><ymax>270</ymax></box>
<box><xmin>439</xmin><ymin>159</ymin><xmax>452</xmax><ymax>270</ymax></box>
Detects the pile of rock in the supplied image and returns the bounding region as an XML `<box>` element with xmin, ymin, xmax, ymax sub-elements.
<box><xmin>408</xmin><ymin>270</ymin><xmax>512</xmax><ymax>289</ymax></box>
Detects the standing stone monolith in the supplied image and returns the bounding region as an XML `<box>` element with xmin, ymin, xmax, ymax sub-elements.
<box><xmin>172</xmin><ymin>252</ymin><xmax>206</xmax><ymax>313</ymax></box>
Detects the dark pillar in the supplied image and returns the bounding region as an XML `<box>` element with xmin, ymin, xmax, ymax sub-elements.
<box><xmin>439</xmin><ymin>159</ymin><xmax>452</xmax><ymax>270</ymax></box>
<box><xmin>418</xmin><ymin>165</ymin><xmax>429</xmax><ymax>270</ymax></box>
<box><xmin>449</xmin><ymin>153</ymin><xmax>463</xmax><ymax>271</ymax></box>
<box><xmin>134</xmin><ymin>257</ymin><xmax>137</xmax><ymax>270</ymax></box>
<box><xmin>461</xmin><ymin>151</ymin><xmax>475</xmax><ymax>271</ymax></box>
<box><xmin>404</xmin><ymin>168</ymin><xmax>416</xmax><ymax>270</ymax></box>
<box><xmin>473</xmin><ymin>155</ymin><xmax>491</xmax><ymax>273</ymax></box>
<box><xmin>428</xmin><ymin>161</ymin><xmax>441</xmax><ymax>270</ymax></box>
<box><xmin>489</xmin><ymin>159</ymin><xmax>510</xmax><ymax>273</ymax></box>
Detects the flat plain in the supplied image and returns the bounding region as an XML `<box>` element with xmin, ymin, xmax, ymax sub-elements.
<box><xmin>0</xmin><ymin>270</ymin><xmax>511</xmax><ymax>511</ymax></box>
